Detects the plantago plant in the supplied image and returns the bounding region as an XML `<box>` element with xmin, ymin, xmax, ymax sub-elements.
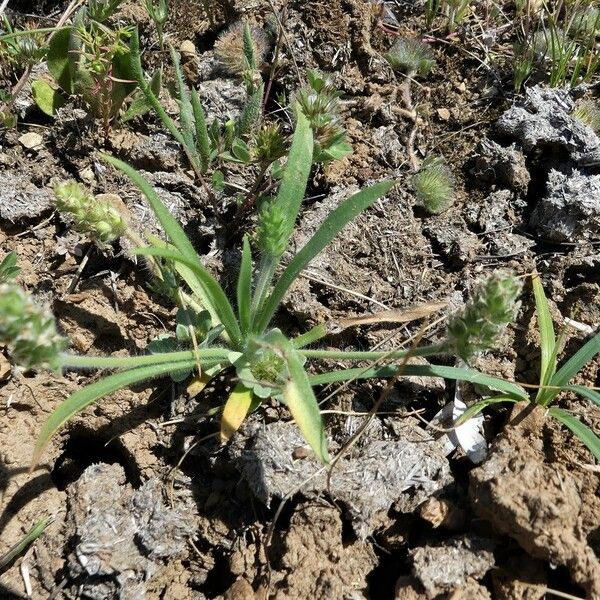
<box><xmin>454</xmin><ymin>274</ymin><xmax>600</xmax><ymax>461</ymax></box>
<box><xmin>1</xmin><ymin>107</ymin><xmax>535</xmax><ymax>469</ymax></box>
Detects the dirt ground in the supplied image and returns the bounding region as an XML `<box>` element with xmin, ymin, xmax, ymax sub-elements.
<box><xmin>1</xmin><ymin>1</ymin><xmax>599</xmax><ymax>599</ymax></box>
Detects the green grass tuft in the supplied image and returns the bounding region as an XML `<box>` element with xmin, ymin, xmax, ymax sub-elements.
<box><xmin>411</xmin><ymin>156</ymin><xmax>455</xmax><ymax>214</ymax></box>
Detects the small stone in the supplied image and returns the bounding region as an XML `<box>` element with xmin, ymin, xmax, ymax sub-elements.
<box><xmin>18</xmin><ymin>132</ymin><xmax>43</xmax><ymax>150</ymax></box>
<box><xmin>79</xmin><ymin>167</ymin><xmax>95</xmax><ymax>184</ymax></box>
<box><xmin>437</xmin><ymin>108</ymin><xmax>451</xmax><ymax>121</ymax></box>
<box><xmin>180</xmin><ymin>40</ymin><xmax>197</xmax><ymax>56</ymax></box>
<box><xmin>457</xmin><ymin>81</ymin><xmax>467</xmax><ymax>93</ymax></box>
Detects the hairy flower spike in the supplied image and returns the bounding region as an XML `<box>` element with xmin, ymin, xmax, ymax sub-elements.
<box><xmin>385</xmin><ymin>37</ymin><xmax>435</xmax><ymax>76</ymax></box>
<box><xmin>572</xmin><ymin>99</ymin><xmax>600</xmax><ymax>135</ymax></box>
<box><xmin>411</xmin><ymin>156</ymin><xmax>455</xmax><ymax>214</ymax></box>
<box><xmin>253</xmin><ymin>123</ymin><xmax>286</xmax><ymax>163</ymax></box>
<box><xmin>447</xmin><ymin>273</ymin><xmax>522</xmax><ymax>361</ymax></box>
<box><xmin>53</xmin><ymin>180</ymin><xmax>127</xmax><ymax>244</ymax></box>
<box><xmin>0</xmin><ymin>284</ymin><xmax>67</xmax><ymax>371</ymax></box>
<box><xmin>257</xmin><ymin>198</ymin><xmax>287</xmax><ymax>259</ymax></box>
<box><xmin>294</xmin><ymin>70</ymin><xmax>351</xmax><ymax>162</ymax></box>
<box><xmin>214</xmin><ymin>21</ymin><xmax>269</xmax><ymax>77</ymax></box>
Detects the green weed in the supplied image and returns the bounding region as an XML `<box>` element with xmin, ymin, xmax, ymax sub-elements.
<box><xmin>455</xmin><ymin>274</ymin><xmax>600</xmax><ymax>461</ymax></box>
<box><xmin>1</xmin><ymin>113</ymin><xmax>527</xmax><ymax>468</ymax></box>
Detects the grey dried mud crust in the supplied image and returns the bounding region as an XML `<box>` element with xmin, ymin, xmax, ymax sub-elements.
<box><xmin>470</xmin><ymin>403</ymin><xmax>600</xmax><ymax>597</ymax></box>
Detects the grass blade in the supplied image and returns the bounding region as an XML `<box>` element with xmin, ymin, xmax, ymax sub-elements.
<box><xmin>220</xmin><ymin>383</ymin><xmax>254</xmax><ymax>443</ymax></box>
<box><xmin>237</xmin><ymin>236</ymin><xmax>252</xmax><ymax>335</ymax></box>
<box><xmin>128</xmin><ymin>28</ymin><xmax>184</xmax><ymax>145</ymax></box>
<box><xmin>309</xmin><ymin>364</ymin><xmax>529</xmax><ymax>401</ymax></box>
<box><xmin>549</xmin><ymin>330</ymin><xmax>600</xmax><ymax>392</ymax></box>
<box><xmin>101</xmin><ymin>154</ymin><xmax>199</xmax><ymax>263</ymax></box>
<box><xmin>32</xmin><ymin>359</ymin><xmax>197</xmax><ymax>468</ymax></box>
<box><xmin>255</xmin><ymin>180</ymin><xmax>396</xmax><ymax>333</ymax></box>
<box><xmin>564</xmin><ymin>384</ymin><xmax>600</xmax><ymax>407</ymax></box>
<box><xmin>532</xmin><ymin>274</ymin><xmax>557</xmax><ymax>402</ymax></box>
<box><xmin>60</xmin><ymin>348</ymin><xmax>227</xmax><ymax>370</ymax></box>
<box><xmin>549</xmin><ymin>406</ymin><xmax>600</xmax><ymax>461</ymax></box>
<box><xmin>134</xmin><ymin>247</ymin><xmax>242</xmax><ymax>348</ymax></box>
<box><xmin>454</xmin><ymin>396</ymin><xmax>518</xmax><ymax>426</ymax></box>
<box><xmin>0</xmin><ymin>516</ymin><xmax>53</xmax><ymax>570</ymax></box>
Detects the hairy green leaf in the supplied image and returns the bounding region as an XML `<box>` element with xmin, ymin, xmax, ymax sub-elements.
<box><xmin>549</xmin><ymin>406</ymin><xmax>600</xmax><ymax>461</ymax></box>
<box><xmin>309</xmin><ymin>364</ymin><xmax>528</xmax><ymax>401</ymax></box>
<box><xmin>255</xmin><ymin>180</ymin><xmax>396</xmax><ymax>334</ymax></box>
<box><xmin>31</xmin><ymin>80</ymin><xmax>65</xmax><ymax>116</ymax></box>
<box><xmin>237</xmin><ymin>236</ymin><xmax>252</xmax><ymax>335</ymax></box>
<box><xmin>33</xmin><ymin>359</ymin><xmax>197</xmax><ymax>467</ymax></box>
<box><xmin>134</xmin><ymin>247</ymin><xmax>242</xmax><ymax>348</ymax></box>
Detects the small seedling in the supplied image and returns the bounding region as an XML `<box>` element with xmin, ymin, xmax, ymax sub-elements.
<box><xmin>384</xmin><ymin>36</ymin><xmax>435</xmax><ymax>77</ymax></box>
<box><xmin>42</xmin><ymin>4</ymin><xmax>136</xmax><ymax>132</ymax></box>
<box><xmin>455</xmin><ymin>274</ymin><xmax>600</xmax><ymax>461</ymax></box>
<box><xmin>411</xmin><ymin>156</ymin><xmax>455</xmax><ymax>214</ymax></box>
<box><xmin>385</xmin><ymin>36</ymin><xmax>436</xmax><ymax>172</ymax></box>
<box><xmin>293</xmin><ymin>70</ymin><xmax>352</xmax><ymax>162</ymax></box>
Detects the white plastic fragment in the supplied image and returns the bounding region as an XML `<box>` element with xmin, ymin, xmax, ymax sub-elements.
<box><xmin>431</xmin><ymin>373</ymin><xmax>488</xmax><ymax>464</ymax></box>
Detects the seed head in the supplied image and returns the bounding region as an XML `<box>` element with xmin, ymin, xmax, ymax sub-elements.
<box><xmin>294</xmin><ymin>70</ymin><xmax>350</xmax><ymax>162</ymax></box>
<box><xmin>385</xmin><ymin>37</ymin><xmax>435</xmax><ymax>76</ymax></box>
<box><xmin>447</xmin><ymin>273</ymin><xmax>522</xmax><ymax>361</ymax></box>
<box><xmin>253</xmin><ymin>123</ymin><xmax>287</xmax><ymax>163</ymax></box>
<box><xmin>411</xmin><ymin>156</ymin><xmax>455</xmax><ymax>214</ymax></box>
<box><xmin>572</xmin><ymin>99</ymin><xmax>600</xmax><ymax>135</ymax></box>
<box><xmin>0</xmin><ymin>284</ymin><xmax>67</xmax><ymax>371</ymax></box>
<box><xmin>53</xmin><ymin>180</ymin><xmax>127</xmax><ymax>244</ymax></box>
<box><xmin>256</xmin><ymin>198</ymin><xmax>287</xmax><ymax>259</ymax></box>
<box><xmin>214</xmin><ymin>21</ymin><xmax>269</xmax><ymax>76</ymax></box>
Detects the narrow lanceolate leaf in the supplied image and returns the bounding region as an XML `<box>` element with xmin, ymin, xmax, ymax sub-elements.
<box><xmin>221</xmin><ymin>384</ymin><xmax>254</xmax><ymax>443</ymax></box>
<box><xmin>170</xmin><ymin>46</ymin><xmax>196</xmax><ymax>153</ymax></box>
<box><xmin>532</xmin><ymin>274</ymin><xmax>557</xmax><ymax>399</ymax></box>
<box><xmin>0</xmin><ymin>516</ymin><xmax>53</xmax><ymax>570</ymax></box>
<box><xmin>128</xmin><ymin>28</ymin><xmax>184</xmax><ymax>146</ymax></box>
<box><xmin>564</xmin><ymin>385</ymin><xmax>600</xmax><ymax>407</ymax></box>
<box><xmin>283</xmin><ymin>353</ymin><xmax>330</xmax><ymax>464</ymax></box>
<box><xmin>274</xmin><ymin>110</ymin><xmax>313</xmax><ymax>255</ymax></box>
<box><xmin>550</xmin><ymin>330</ymin><xmax>600</xmax><ymax>391</ymax></box>
<box><xmin>191</xmin><ymin>87</ymin><xmax>211</xmax><ymax>172</ymax></box>
<box><xmin>133</xmin><ymin>247</ymin><xmax>242</xmax><ymax>348</ymax></box>
<box><xmin>237</xmin><ymin>236</ymin><xmax>252</xmax><ymax>335</ymax></box>
<box><xmin>308</xmin><ymin>364</ymin><xmax>529</xmax><ymax>401</ymax></box>
<box><xmin>32</xmin><ymin>359</ymin><xmax>197</xmax><ymax>469</ymax></box>
<box><xmin>549</xmin><ymin>407</ymin><xmax>600</xmax><ymax>461</ymax></box>
<box><xmin>267</xmin><ymin>329</ymin><xmax>329</xmax><ymax>463</ymax></box>
<box><xmin>101</xmin><ymin>154</ymin><xmax>199</xmax><ymax>263</ymax></box>
<box><xmin>255</xmin><ymin>180</ymin><xmax>396</xmax><ymax>334</ymax></box>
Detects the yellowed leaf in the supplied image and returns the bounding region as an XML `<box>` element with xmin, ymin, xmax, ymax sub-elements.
<box><xmin>220</xmin><ymin>384</ymin><xmax>253</xmax><ymax>444</ymax></box>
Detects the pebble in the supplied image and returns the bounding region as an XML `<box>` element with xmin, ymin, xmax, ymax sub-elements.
<box><xmin>18</xmin><ymin>132</ymin><xmax>43</xmax><ymax>150</ymax></box>
<box><xmin>437</xmin><ymin>108</ymin><xmax>451</xmax><ymax>121</ymax></box>
<box><xmin>180</xmin><ymin>40</ymin><xmax>197</xmax><ymax>56</ymax></box>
